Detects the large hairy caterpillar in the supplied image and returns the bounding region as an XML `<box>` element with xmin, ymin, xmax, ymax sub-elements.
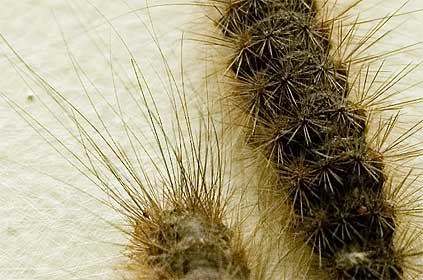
<box><xmin>208</xmin><ymin>0</ymin><xmax>423</xmax><ymax>279</ymax></box>
<box><xmin>1</xmin><ymin>0</ymin><xmax>423</xmax><ymax>279</ymax></box>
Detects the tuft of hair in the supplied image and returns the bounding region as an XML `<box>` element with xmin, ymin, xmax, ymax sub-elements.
<box><xmin>117</xmin><ymin>61</ymin><xmax>251</xmax><ymax>280</ymax></box>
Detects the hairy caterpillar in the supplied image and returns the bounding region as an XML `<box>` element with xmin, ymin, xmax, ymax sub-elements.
<box><xmin>1</xmin><ymin>0</ymin><xmax>423</xmax><ymax>279</ymax></box>
<box><xmin>1</xmin><ymin>1</ymin><xmax>279</xmax><ymax>279</ymax></box>
<box><xmin>206</xmin><ymin>0</ymin><xmax>423</xmax><ymax>278</ymax></box>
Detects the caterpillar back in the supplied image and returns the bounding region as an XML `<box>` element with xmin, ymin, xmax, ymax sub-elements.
<box><xmin>208</xmin><ymin>0</ymin><xmax>423</xmax><ymax>278</ymax></box>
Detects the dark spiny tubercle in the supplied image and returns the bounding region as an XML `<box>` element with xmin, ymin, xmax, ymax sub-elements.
<box><xmin>215</xmin><ymin>0</ymin><xmax>408</xmax><ymax>278</ymax></box>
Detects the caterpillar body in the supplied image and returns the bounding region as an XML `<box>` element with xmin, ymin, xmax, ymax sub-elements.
<box><xmin>210</xmin><ymin>0</ymin><xmax>423</xmax><ymax>279</ymax></box>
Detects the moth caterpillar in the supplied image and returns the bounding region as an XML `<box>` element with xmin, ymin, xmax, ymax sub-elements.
<box><xmin>1</xmin><ymin>0</ymin><xmax>423</xmax><ymax>279</ymax></box>
<box><xmin>0</xmin><ymin>1</ymin><xmax>280</xmax><ymax>279</ymax></box>
<box><xmin>207</xmin><ymin>0</ymin><xmax>423</xmax><ymax>278</ymax></box>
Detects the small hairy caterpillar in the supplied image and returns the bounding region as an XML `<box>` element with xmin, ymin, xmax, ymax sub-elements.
<box><xmin>1</xmin><ymin>0</ymin><xmax>423</xmax><ymax>279</ymax></box>
<box><xmin>1</xmin><ymin>1</ymin><xmax>278</xmax><ymax>279</ymax></box>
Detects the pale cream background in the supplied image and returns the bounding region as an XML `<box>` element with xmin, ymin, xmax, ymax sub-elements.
<box><xmin>1</xmin><ymin>0</ymin><xmax>423</xmax><ymax>279</ymax></box>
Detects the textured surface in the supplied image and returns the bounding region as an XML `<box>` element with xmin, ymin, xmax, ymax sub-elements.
<box><xmin>1</xmin><ymin>0</ymin><xmax>423</xmax><ymax>279</ymax></box>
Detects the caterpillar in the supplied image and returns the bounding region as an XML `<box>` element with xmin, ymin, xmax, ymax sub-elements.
<box><xmin>1</xmin><ymin>1</ymin><xmax>278</xmax><ymax>279</ymax></box>
<box><xmin>207</xmin><ymin>0</ymin><xmax>423</xmax><ymax>279</ymax></box>
<box><xmin>1</xmin><ymin>0</ymin><xmax>423</xmax><ymax>279</ymax></box>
